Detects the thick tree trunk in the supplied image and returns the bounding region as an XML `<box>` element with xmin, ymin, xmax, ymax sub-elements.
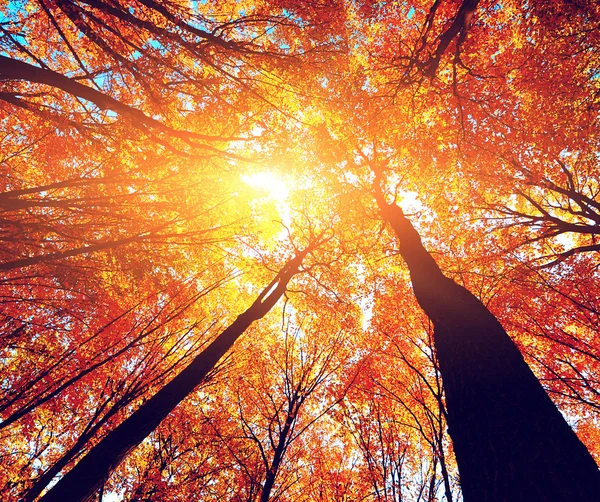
<box><xmin>37</xmin><ymin>250</ymin><xmax>308</xmax><ymax>502</ymax></box>
<box><xmin>378</xmin><ymin>200</ymin><xmax>600</xmax><ymax>501</ymax></box>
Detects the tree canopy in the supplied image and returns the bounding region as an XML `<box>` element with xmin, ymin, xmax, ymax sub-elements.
<box><xmin>1</xmin><ymin>0</ymin><xmax>600</xmax><ymax>500</ymax></box>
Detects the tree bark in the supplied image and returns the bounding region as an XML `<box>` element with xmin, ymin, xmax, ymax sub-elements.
<box><xmin>377</xmin><ymin>199</ymin><xmax>600</xmax><ymax>501</ymax></box>
<box><xmin>260</xmin><ymin>402</ymin><xmax>298</xmax><ymax>502</ymax></box>
<box><xmin>37</xmin><ymin>250</ymin><xmax>308</xmax><ymax>502</ymax></box>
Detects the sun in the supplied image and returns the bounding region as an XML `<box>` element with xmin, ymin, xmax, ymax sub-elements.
<box><xmin>241</xmin><ymin>171</ymin><xmax>290</xmax><ymax>203</ymax></box>
<box><xmin>241</xmin><ymin>171</ymin><xmax>292</xmax><ymax>228</ymax></box>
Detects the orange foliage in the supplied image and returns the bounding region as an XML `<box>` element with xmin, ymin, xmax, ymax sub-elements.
<box><xmin>1</xmin><ymin>0</ymin><xmax>599</xmax><ymax>500</ymax></box>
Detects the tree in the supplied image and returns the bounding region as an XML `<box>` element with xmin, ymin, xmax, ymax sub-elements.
<box><xmin>374</xmin><ymin>171</ymin><xmax>600</xmax><ymax>499</ymax></box>
<box><xmin>339</xmin><ymin>279</ymin><xmax>458</xmax><ymax>502</ymax></box>
<box><xmin>188</xmin><ymin>314</ymin><xmax>350</xmax><ymax>502</ymax></box>
<box><xmin>2</xmin><ymin>1</ymin><xmax>600</xmax><ymax>500</ymax></box>
<box><xmin>36</xmin><ymin>241</ymin><xmax>319</xmax><ymax>502</ymax></box>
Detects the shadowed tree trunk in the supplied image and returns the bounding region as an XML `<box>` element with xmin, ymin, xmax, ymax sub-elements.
<box><xmin>260</xmin><ymin>402</ymin><xmax>297</xmax><ymax>502</ymax></box>
<box><xmin>375</xmin><ymin>193</ymin><xmax>600</xmax><ymax>501</ymax></box>
<box><xmin>36</xmin><ymin>248</ymin><xmax>310</xmax><ymax>502</ymax></box>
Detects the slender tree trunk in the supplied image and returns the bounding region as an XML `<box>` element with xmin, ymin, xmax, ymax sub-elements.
<box><xmin>437</xmin><ymin>445</ymin><xmax>453</xmax><ymax>502</ymax></box>
<box><xmin>260</xmin><ymin>403</ymin><xmax>297</xmax><ymax>502</ymax></box>
<box><xmin>37</xmin><ymin>250</ymin><xmax>308</xmax><ymax>502</ymax></box>
<box><xmin>427</xmin><ymin>454</ymin><xmax>438</xmax><ymax>502</ymax></box>
<box><xmin>377</xmin><ymin>198</ymin><xmax>600</xmax><ymax>501</ymax></box>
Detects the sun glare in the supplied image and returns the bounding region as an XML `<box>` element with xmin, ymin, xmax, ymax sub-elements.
<box><xmin>241</xmin><ymin>171</ymin><xmax>290</xmax><ymax>203</ymax></box>
<box><xmin>241</xmin><ymin>171</ymin><xmax>292</xmax><ymax>229</ymax></box>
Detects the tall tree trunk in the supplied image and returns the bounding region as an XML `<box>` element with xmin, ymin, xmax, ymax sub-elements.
<box><xmin>376</xmin><ymin>198</ymin><xmax>600</xmax><ymax>501</ymax></box>
<box><xmin>260</xmin><ymin>401</ymin><xmax>298</xmax><ymax>502</ymax></box>
<box><xmin>37</xmin><ymin>249</ymin><xmax>309</xmax><ymax>502</ymax></box>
